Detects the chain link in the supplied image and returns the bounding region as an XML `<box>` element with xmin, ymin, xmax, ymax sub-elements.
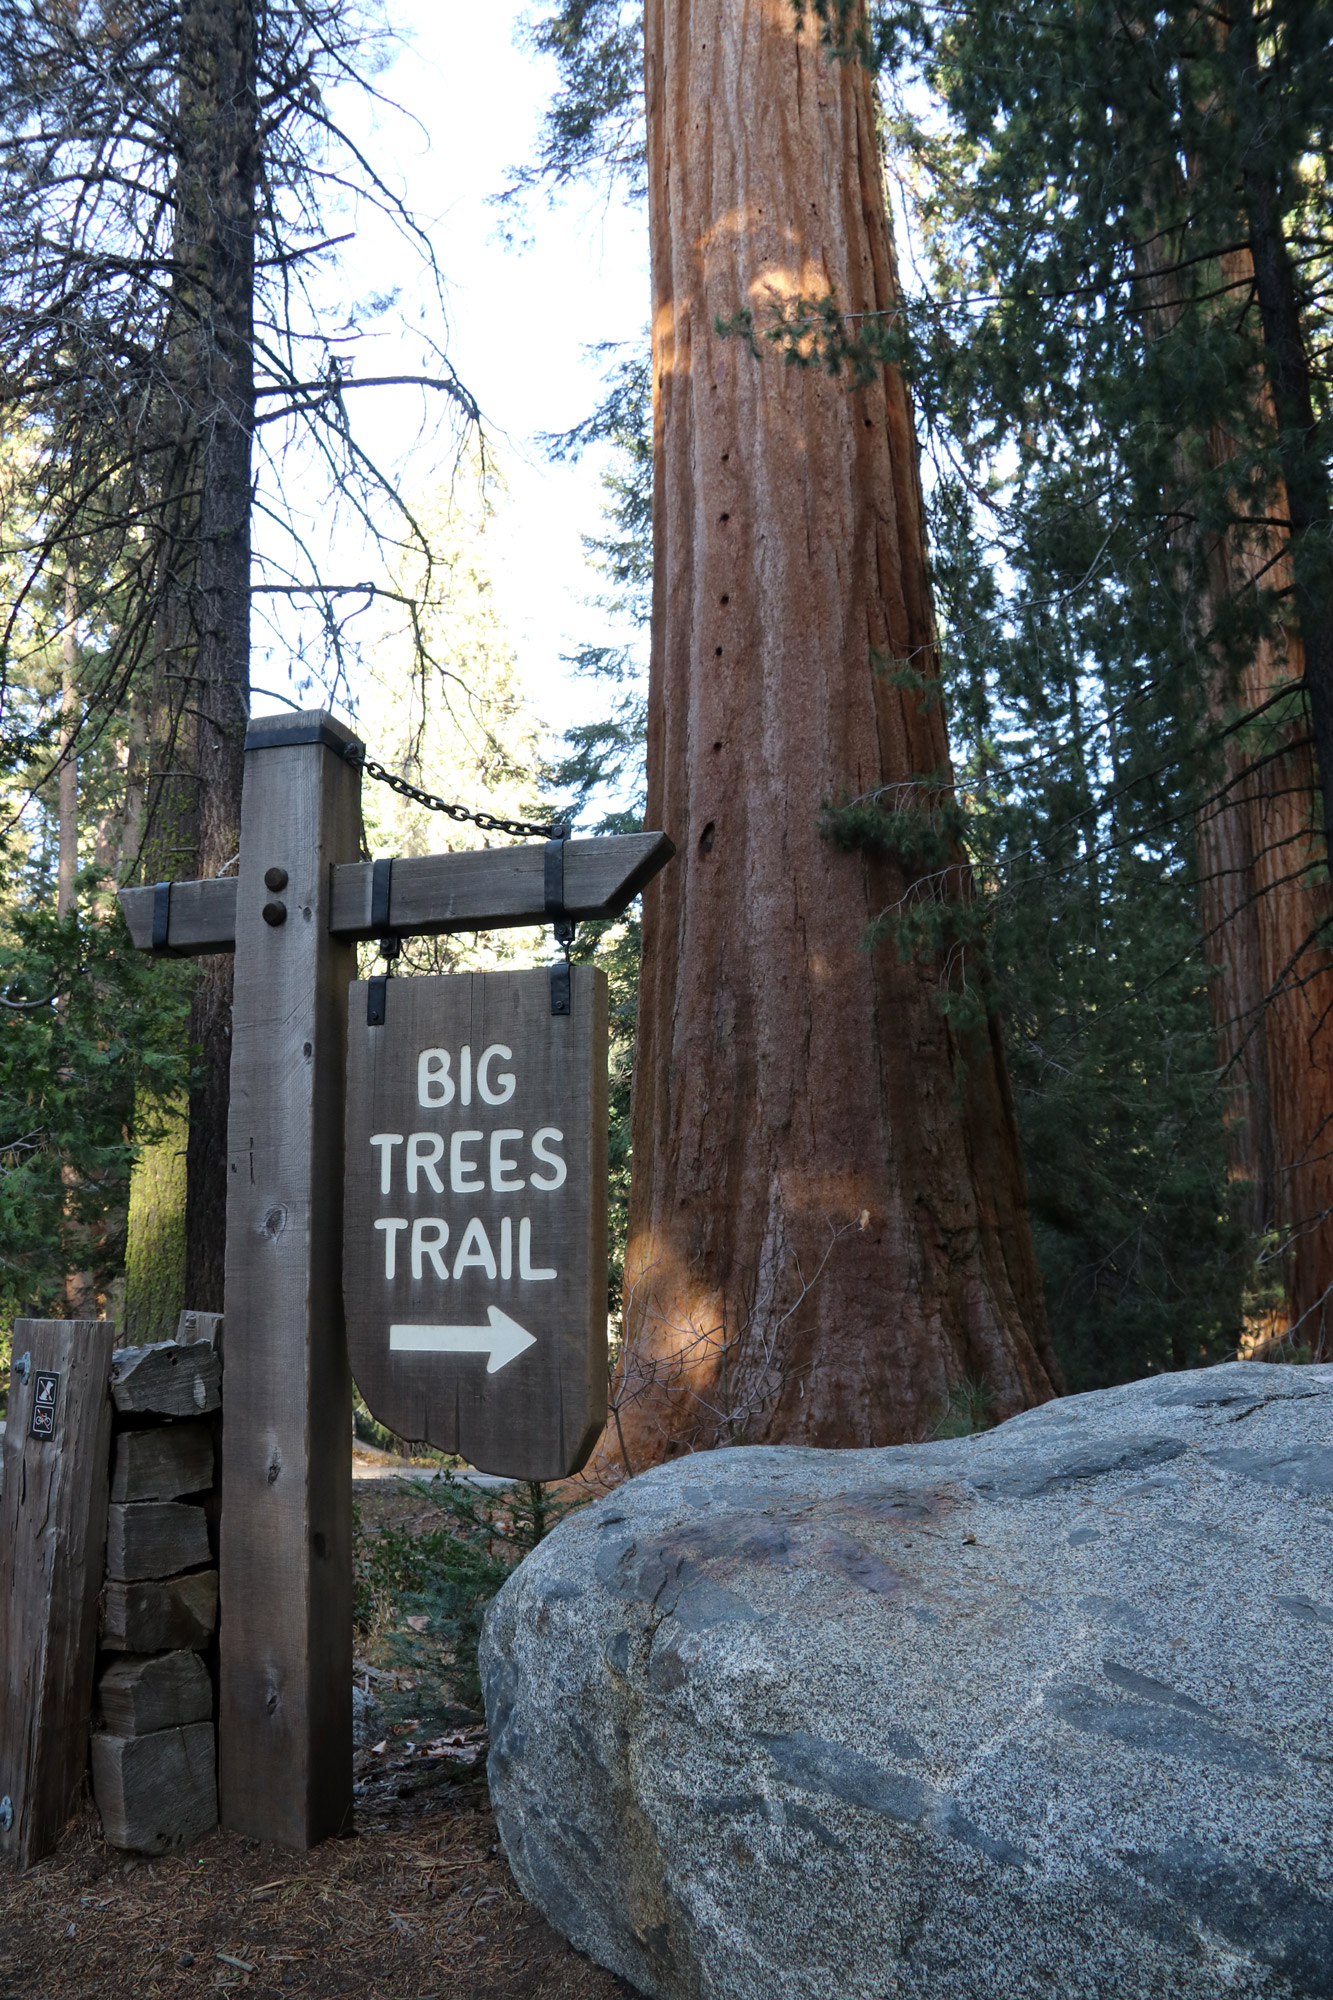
<box><xmin>353</xmin><ymin>750</ymin><xmax>565</xmax><ymax>842</ymax></box>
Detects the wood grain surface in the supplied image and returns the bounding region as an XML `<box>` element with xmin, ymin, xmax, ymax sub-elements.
<box><xmin>96</xmin><ymin>1652</ymin><xmax>214</xmax><ymax>1737</ymax></box>
<box><xmin>329</xmin><ymin>833</ymin><xmax>673</xmax><ymax>939</ymax></box>
<box><xmin>100</xmin><ymin>1571</ymin><xmax>218</xmax><ymax>1653</ymax></box>
<box><xmin>90</xmin><ymin>1723</ymin><xmax>217</xmax><ymax>1853</ymax></box>
<box><xmin>118</xmin><ymin>877</ymin><xmax>237</xmax><ymax>955</ymax></box>
<box><xmin>121</xmin><ymin>834</ymin><xmax>675</xmax><ymax>953</ymax></box>
<box><xmin>219</xmin><ymin>713</ymin><xmax>360</xmax><ymax>1849</ymax></box>
<box><xmin>344</xmin><ymin>969</ymin><xmax>609</xmax><ymax>1480</ymax></box>
<box><xmin>109</xmin><ymin>1342</ymin><xmax>221</xmax><ymax>1418</ymax></box>
<box><xmin>110</xmin><ymin>1421</ymin><xmax>214</xmax><ymax>1504</ymax></box>
<box><xmin>105</xmin><ymin>1502</ymin><xmax>211</xmax><ymax>1582</ymax></box>
<box><xmin>0</xmin><ymin>1318</ymin><xmax>115</xmax><ymax>1869</ymax></box>
<box><xmin>175</xmin><ymin>1309</ymin><xmax>224</xmax><ymax>1348</ymax></box>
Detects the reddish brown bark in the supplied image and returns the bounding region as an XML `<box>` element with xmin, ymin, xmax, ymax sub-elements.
<box><xmin>610</xmin><ymin>0</ymin><xmax>1059</xmax><ymax>1473</ymax></box>
<box><xmin>1135</xmin><ymin>217</ymin><xmax>1333</xmax><ymax>1356</ymax></box>
<box><xmin>1191</xmin><ymin>446</ymin><xmax>1333</xmax><ymax>1355</ymax></box>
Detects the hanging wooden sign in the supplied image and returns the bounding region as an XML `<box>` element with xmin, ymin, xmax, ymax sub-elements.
<box><xmin>344</xmin><ymin>968</ymin><xmax>609</xmax><ymax>1480</ymax></box>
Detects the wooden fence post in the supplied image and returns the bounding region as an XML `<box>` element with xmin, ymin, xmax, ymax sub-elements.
<box><xmin>218</xmin><ymin>712</ymin><xmax>362</xmax><ymax>1846</ymax></box>
<box><xmin>0</xmin><ymin>1318</ymin><xmax>115</xmax><ymax>1869</ymax></box>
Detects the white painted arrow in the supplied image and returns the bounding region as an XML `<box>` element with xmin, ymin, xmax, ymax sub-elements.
<box><xmin>389</xmin><ymin>1308</ymin><xmax>537</xmax><ymax>1374</ymax></box>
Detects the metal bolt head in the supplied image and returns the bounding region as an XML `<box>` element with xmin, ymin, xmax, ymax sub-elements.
<box><xmin>264</xmin><ymin>866</ymin><xmax>288</xmax><ymax>892</ymax></box>
<box><xmin>262</xmin><ymin>901</ymin><xmax>288</xmax><ymax>927</ymax></box>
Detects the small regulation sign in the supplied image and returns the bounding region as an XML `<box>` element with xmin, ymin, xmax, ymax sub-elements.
<box><xmin>30</xmin><ymin>1372</ymin><xmax>60</xmax><ymax>1439</ymax></box>
<box><xmin>344</xmin><ymin>969</ymin><xmax>609</xmax><ymax>1479</ymax></box>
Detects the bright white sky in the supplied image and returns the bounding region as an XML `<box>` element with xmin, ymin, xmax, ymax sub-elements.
<box><xmin>250</xmin><ymin>0</ymin><xmax>649</xmax><ymax>754</ymax></box>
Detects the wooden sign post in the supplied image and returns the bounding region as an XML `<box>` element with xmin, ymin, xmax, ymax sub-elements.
<box><xmin>344</xmin><ymin>969</ymin><xmax>608</xmax><ymax>1480</ymax></box>
<box><xmin>119</xmin><ymin>708</ymin><xmax>672</xmax><ymax>1849</ymax></box>
<box><xmin>0</xmin><ymin>1320</ymin><xmax>115</xmax><ymax>1868</ymax></box>
<box><xmin>214</xmin><ymin>712</ymin><xmax>361</xmax><ymax>1847</ymax></box>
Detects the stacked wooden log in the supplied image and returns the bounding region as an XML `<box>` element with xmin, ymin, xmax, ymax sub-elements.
<box><xmin>91</xmin><ymin>1322</ymin><xmax>222</xmax><ymax>1854</ymax></box>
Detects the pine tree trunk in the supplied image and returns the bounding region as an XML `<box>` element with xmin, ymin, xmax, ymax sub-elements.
<box><xmin>118</xmin><ymin>692</ymin><xmax>148</xmax><ymax>877</ymax></box>
<box><xmin>58</xmin><ymin>569</ymin><xmax>97</xmax><ymax>1317</ymax></box>
<box><xmin>123</xmin><ymin>570</ymin><xmax>198</xmax><ymax>1342</ymax></box>
<box><xmin>177</xmin><ymin>0</ymin><xmax>256</xmax><ymax>1311</ymax></box>
<box><xmin>57</xmin><ymin>569</ymin><xmax>78</xmax><ymax>922</ymax></box>
<box><xmin>123</xmin><ymin>1103</ymin><xmax>190</xmax><ymax>1344</ymax></box>
<box><xmin>615</xmin><ymin>0</ymin><xmax>1059</xmax><ymax>1468</ymax></box>
<box><xmin>122</xmin><ymin>0</ymin><xmax>255</xmax><ymax>1321</ymax></box>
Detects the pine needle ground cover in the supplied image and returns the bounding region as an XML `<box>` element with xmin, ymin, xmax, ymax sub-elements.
<box><xmin>0</xmin><ymin>1479</ymin><xmax>636</xmax><ymax>2000</ymax></box>
<box><xmin>0</xmin><ymin>1790</ymin><xmax>632</xmax><ymax>2000</ymax></box>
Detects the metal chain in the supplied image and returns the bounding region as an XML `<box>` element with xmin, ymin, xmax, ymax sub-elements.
<box><xmin>352</xmin><ymin>748</ymin><xmax>565</xmax><ymax>842</ymax></box>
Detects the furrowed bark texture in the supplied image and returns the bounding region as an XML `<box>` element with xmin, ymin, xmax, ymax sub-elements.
<box><xmin>1235</xmin><ymin>0</ymin><xmax>1333</xmax><ymax>885</ymax></box>
<box><xmin>1137</xmin><ymin>222</ymin><xmax>1333</xmax><ymax>1356</ymax></box>
<box><xmin>179</xmin><ymin>0</ymin><xmax>257</xmax><ymax>1312</ymax></box>
<box><xmin>1192</xmin><ymin>466</ymin><xmax>1333</xmax><ymax>1356</ymax></box>
<box><xmin>617</xmin><ymin>0</ymin><xmax>1059</xmax><ymax>1467</ymax></box>
<box><xmin>1226</xmin><ymin>0</ymin><xmax>1333</xmax><ymax>1350</ymax></box>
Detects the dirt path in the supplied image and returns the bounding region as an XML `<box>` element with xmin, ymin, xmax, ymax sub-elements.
<box><xmin>0</xmin><ymin>1779</ymin><xmax>638</xmax><ymax>2000</ymax></box>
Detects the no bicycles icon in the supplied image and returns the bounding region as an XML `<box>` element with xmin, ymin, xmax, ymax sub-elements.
<box><xmin>29</xmin><ymin>1371</ymin><xmax>60</xmax><ymax>1439</ymax></box>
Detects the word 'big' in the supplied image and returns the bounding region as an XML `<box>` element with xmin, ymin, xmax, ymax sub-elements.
<box><xmin>418</xmin><ymin>1042</ymin><xmax>513</xmax><ymax>1106</ymax></box>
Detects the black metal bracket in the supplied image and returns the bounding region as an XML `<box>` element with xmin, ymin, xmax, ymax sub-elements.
<box><xmin>370</xmin><ymin>856</ymin><xmax>393</xmax><ymax>934</ymax></box>
<box><xmin>544</xmin><ymin>825</ymin><xmax>574</xmax><ymax>1015</ymax></box>
<box><xmin>150</xmin><ymin>881</ymin><xmax>183</xmax><ymax>957</ymax></box>
<box><xmin>367</xmin><ymin>858</ymin><xmax>398</xmax><ymax>1025</ymax></box>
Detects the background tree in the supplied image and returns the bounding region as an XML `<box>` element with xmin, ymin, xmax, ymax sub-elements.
<box><xmin>0</xmin><ymin>426</ymin><xmax>191</xmax><ymax>1332</ymax></box>
<box><xmin>848</xmin><ymin>0</ymin><xmax>1333</xmax><ymax>1355</ymax></box>
<box><xmin>0</xmin><ymin>0</ymin><xmax>476</xmax><ymax>1323</ymax></box>
<box><xmin>159</xmin><ymin>0</ymin><xmax>260</xmax><ymax>1314</ymax></box>
<box><xmin>926</xmin><ymin>465</ymin><xmax>1256</xmax><ymax>1385</ymax></box>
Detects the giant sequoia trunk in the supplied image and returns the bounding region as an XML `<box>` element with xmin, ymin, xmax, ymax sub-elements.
<box><xmin>1228</xmin><ymin>0</ymin><xmax>1333</xmax><ymax>1353</ymax></box>
<box><xmin>1192</xmin><ymin>469</ymin><xmax>1333</xmax><ymax>1355</ymax></box>
<box><xmin>1137</xmin><ymin>224</ymin><xmax>1333</xmax><ymax>1357</ymax></box>
<box><xmin>614</xmin><ymin>0</ymin><xmax>1059</xmax><ymax>1468</ymax></box>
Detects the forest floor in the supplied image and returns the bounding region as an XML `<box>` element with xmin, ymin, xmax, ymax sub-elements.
<box><xmin>0</xmin><ymin>1779</ymin><xmax>638</xmax><ymax>2000</ymax></box>
<box><xmin>0</xmin><ymin>1478</ymin><xmax>641</xmax><ymax>2000</ymax></box>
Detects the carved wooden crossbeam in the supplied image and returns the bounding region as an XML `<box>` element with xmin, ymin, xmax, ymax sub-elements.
<box><xmin>119</xmin><ymin>831</ymin><xmax>675</xmax><ymax>955</ymax></box>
